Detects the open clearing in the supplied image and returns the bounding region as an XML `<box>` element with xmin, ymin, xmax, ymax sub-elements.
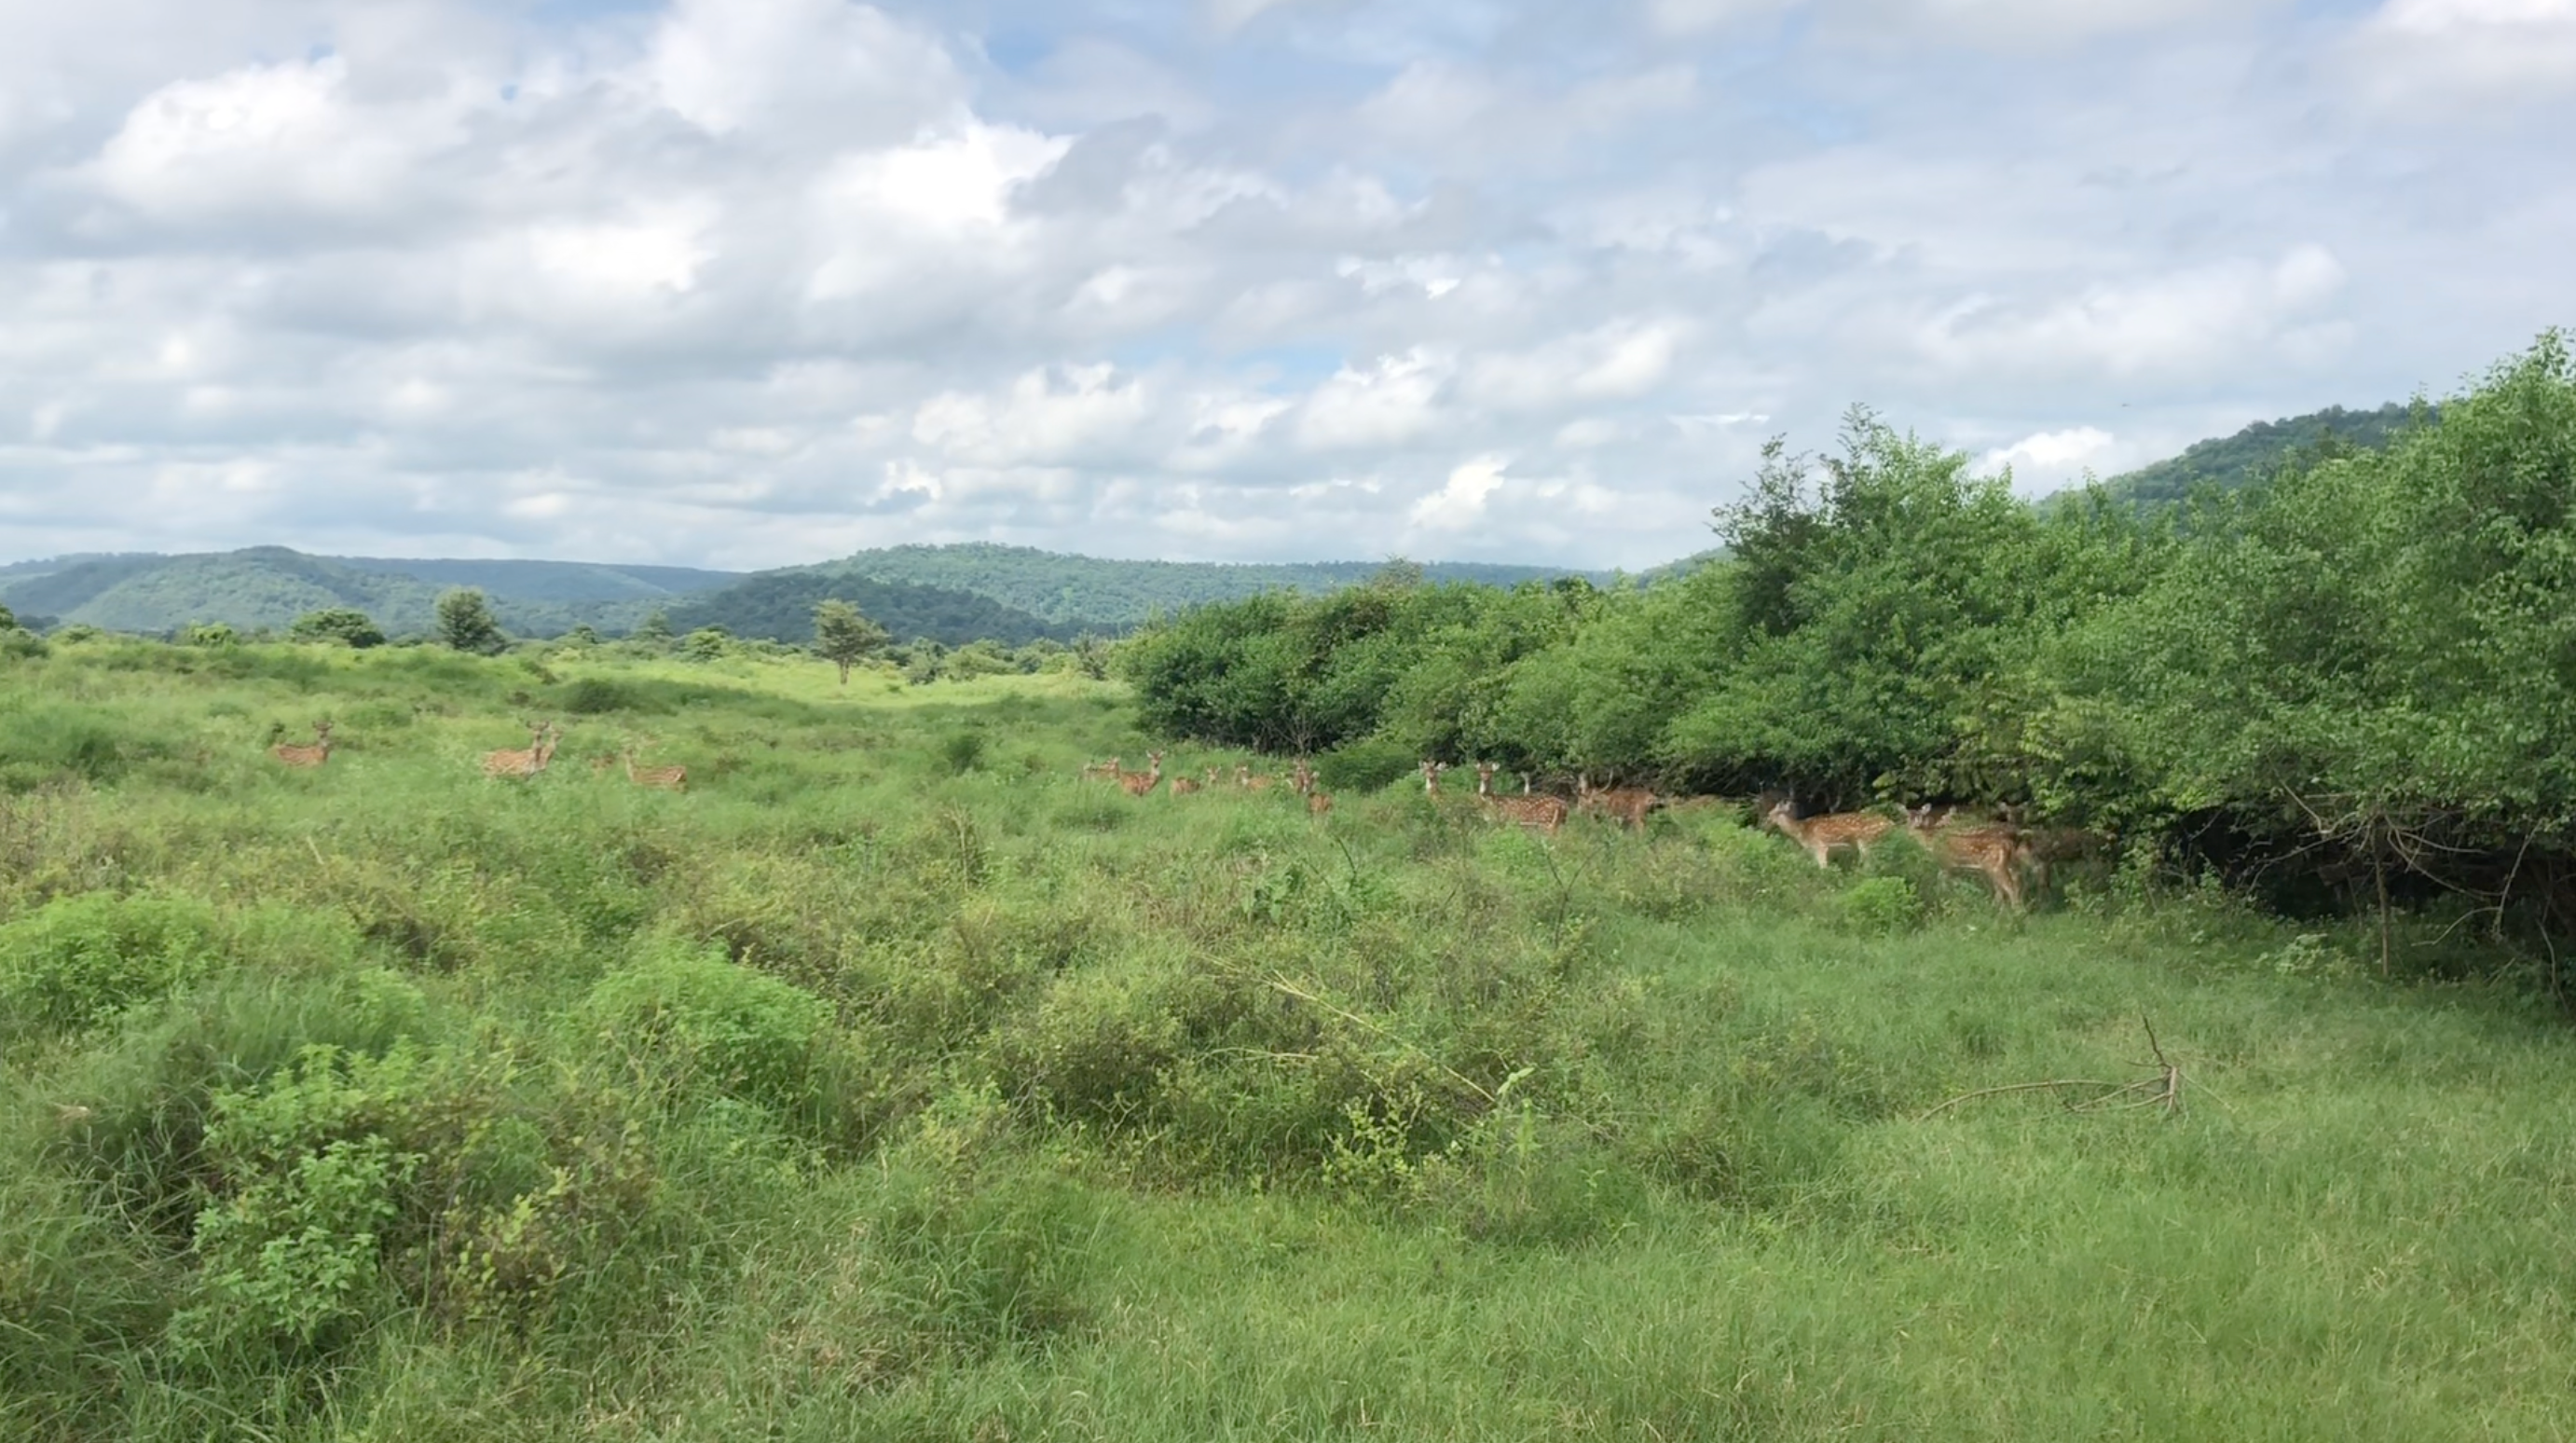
<box><xmin>6</xmin><ymin>641</ymin><xmax>2574</xmax><ymax>1441</ymax></box>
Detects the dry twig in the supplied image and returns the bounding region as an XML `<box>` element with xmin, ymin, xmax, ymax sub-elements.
<box><xmin>1917</xmin><ymin>1014</ymin><xmax>2184</xmax><ymax>1120</ymax></box>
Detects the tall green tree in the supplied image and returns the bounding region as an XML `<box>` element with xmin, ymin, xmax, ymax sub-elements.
<box><xmin>434</xmin><ymin>588</ymin><xmax>506</xmax><ymax>654</ymax></box>
<box><xmin>811</xmin><ymin>598</ymin><xmax>890</xmax><ymax>684</ymax></box>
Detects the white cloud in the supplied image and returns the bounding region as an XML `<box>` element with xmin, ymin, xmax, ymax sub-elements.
<box><xmin>1914</xmin><ymin>246</ymin><xmax>2350</xmax><ymax>378</ymax></box>
<box><xmin>1409</xmin><ymin>456</ymin><xmax>1508</xmax><ymax>529</ymax></box>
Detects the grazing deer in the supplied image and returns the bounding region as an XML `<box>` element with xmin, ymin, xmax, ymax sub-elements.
<box><xmin>1237</xmin><ymin>763</ymin><xmax>1272</xmax><ymax>792</ymax></box>
<box><xmin>1576</xmin><ymin>773</ymin><xmax>1661</xmax><ymax>831</ymax></box>
<box><xmin>623</xmin><ymin>746</ymin><xmax>687</xmax><ymax>792</ymax></box>
<box><xmin>483</xmin><ymin>721</ymin><xmax>559</xmax><ymax>780</ymax></box>
<box><xmin>269</xmin><ymin>720</ymin><xmax>335</xmax><ymax>768</ymax></box>
<box><xmin>1420</xmin><ymin>759</ymin><xmax>1448</xmax><ymax>796</ymax></box>
<box><xmin>1903</xmin><ymin>807</ymin><xmax>2031</xmax><ymax>908</ymax></box>
<box><xmin>1475</xmin><ymin>763</ymin><xmax>1568</xmax><ymax>834</ymax></box>
<box><xmin>1080</xmin><ymin>756</ymin><xmax>1123</xmax><ymax>782</ymax></box>
<box><xmin>1763</xmin><ymin>799</ymin><xmax>1895</xmax><ymax>868</ymax></box>
<box><xmin>1118</xmin><ymin>751</ymin><xmax>1165</xmax><ymax>796</ymax></box>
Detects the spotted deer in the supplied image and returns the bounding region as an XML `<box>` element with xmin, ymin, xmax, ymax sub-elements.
<box><xmin>270</xmin><ymin>720</ymin><xmax>335</xmax><ymax>768</ymax></box>
<box><xmin>1419</xmin><ymin>759</ymin><xmax>1448</xmax><ymax>796</ymax></box>
<box><xmin>1237</xmin><ymin>763</ymin><xmax>1272</xmax><ymax>792</ymax></box>
<box><xmin>1118</xmin><ymin>751</ymin><xmax>1165</xmax><ymax>797</ymax></box>
<box><xmin>1171</xmin><ymin>771</ymin><xmax>1202</xmax><ymax>795</ymax></box>
<box><xmin>1576</xmin><ymin>773</ymin><xmax>1661</xmax><ymax>831</ymax></box>
<box><xmin>1475</xmin><ymin>763</ymin><xmax>1567</xmax><ymax>834</ymax></box>
<box><xmin>1081</xmin><ymin>756</ymin><xmax>1123</xmax><ymax>782</ymax></box>
<box><xmin>1763</xmin><ymin>799</ymin><xmax>1895</xmax><ymax>867</ymax></box>
<box><xmin>623</xmin><ymin>745</ymin><xmax>687</xmax><ymax>791</ymax></box>
<box><xmin>1290</xmin><ymin>758</ymin><xmax>1316</xmax><ymax>796</ymax></box>
<box><xmin>1308</xmin><ymin>787</ymin><xmax>1333</xmax><ymax>817</ymax></box>
<box><xmin>1904</xmin><ymin>807</ymin><xmax>2032</xmax><ymax>908</ymax></box>
<box><xmin>483</xmin><ymin>721</ymin><xmax>559</xmax><ymax>780</ymax></box>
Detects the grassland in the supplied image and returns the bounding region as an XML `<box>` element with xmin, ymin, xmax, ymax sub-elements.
<box><xmin>5</xmin><ymin>639</ymin><xmax>2574</xmax><ymax>1441</ymax></box>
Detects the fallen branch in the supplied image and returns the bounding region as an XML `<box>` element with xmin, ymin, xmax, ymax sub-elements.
<box><xmin>1917</xmin><ymin>1014</ymin><xmax>2184</xmax><ymax>1120</ymax></box>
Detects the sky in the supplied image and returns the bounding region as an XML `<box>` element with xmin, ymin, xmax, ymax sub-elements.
<box><xmin>1</xmin><ymin>0</ymin><xmax>2571</xmax><ymax>571</ymax></box>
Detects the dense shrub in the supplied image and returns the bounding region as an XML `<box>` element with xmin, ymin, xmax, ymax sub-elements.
<box><xmin>583</xmin><ymin>940</ymin><xmax>836</xmax><ymax>1120</ymax></box>
<box><xmin>0</xmin><ymin>893</ymin><xmax>226</xmax><ymax>1038</ymax></box>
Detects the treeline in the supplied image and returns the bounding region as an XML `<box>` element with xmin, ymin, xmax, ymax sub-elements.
<box><xmin>1125</xmin><ymin>334</ymin><xmax>2576</xmax><ymax>948</ymax></box>
<box><xmin>812</xmin><ymin>543</ymin><xmax>1602</xmax><ymax>627</ymax></box>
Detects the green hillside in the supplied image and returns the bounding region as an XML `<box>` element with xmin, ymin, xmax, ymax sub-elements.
<box><xmin>2099</xmin><ymin>401</ymin><xmax>2427</xmax><ymax>505</ymax></box>
<box><xmin>0</xmin><ymin>549</ymin><xmax>684</xmax><ymax>639</ymax></box>
<box><xmin>812</xmin><ymin>543</ymin><xmax>1602</xmax><ymax>626</ymax></box>
<box><xmin>665</xmin><ymin>570</ymin><xmax>1077</xmax><ymax>646</ymax></box>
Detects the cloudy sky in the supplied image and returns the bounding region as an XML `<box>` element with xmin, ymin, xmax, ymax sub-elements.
<box><xmin>1</xmin><ymin>0</ymin><xmax>2569</xmax><ymax>570</ymax></box>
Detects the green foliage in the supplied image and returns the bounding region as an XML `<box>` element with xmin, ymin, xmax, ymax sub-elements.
<box><xmin>811</xmin><ymin>598</ymin><xmax>891</xmax><ymax>683</ymax></box>
<box><xmin>583</xmin><ymin>941</ymin><xmax>834</xmax><ymax>1118</ymax></box>
<box><xmin>434</xmin><ymin>588</ymin><xmax>506</xmax><ymax>653</ymax></box>
<box><xmin>288</xmin><ymin>606</ymin><xmax>386</xmax><ymax>649</ymax></box>
<box><xmin>939</xmin><ymin>728</ymin><xmax>989</xmax><ymax>774</ymax></box>
<box><xmin>679</xmin><ymin>625</ymin><xmax>733</xmax><ymax>661</ymax></box>
<box><xmin>184</xmin><ymin>621</ymin><xmax>240</xmax><ymax>648</ymax></box>
<box><xmin>0</xmin><ymin>893</ymin><xmax>225</xmax><ymax>1038</ymax></box>
<box><xmin>1316</xmin><ymin>737</ymin><xmax>1418</xmax><ymax>794</ymax></box>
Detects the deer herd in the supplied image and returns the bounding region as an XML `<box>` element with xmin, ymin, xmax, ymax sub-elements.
<box><xmin>1082</xmin><ymin>747</ymin><xmax>2098</xmax><ymax>908</ymax></box>
<box><xmin>267</xmin><ymin>711</ymin><xmax>2086</xmax><ymax>908</ymax></box>
<box><xmin>267</xmin><ymin>717</ymin><xmax>689</xmax><ymax>792</ymax></box>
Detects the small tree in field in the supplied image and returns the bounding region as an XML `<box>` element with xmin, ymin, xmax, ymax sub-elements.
<box><xmin>435</xmin><ymin>588</ymin><xmax>506</xmax><ymax>654</ymax></box>
<box><xmin>290</xmin><ymin>607</ymin><xmax>387</xmax><ymax>649</ymax></box>
<box><xmin>812</xmin><ymin>599</ymin><xmax>890</xmax><ymax>685</ymax></box>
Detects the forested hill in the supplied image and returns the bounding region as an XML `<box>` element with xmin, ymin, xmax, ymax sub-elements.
<box><xmin>0</xmin><ymin>548</ymin><xmax>736</xmax><ymax>639</ymax></box>
<box><xmin>800</xmin><ymin>543</ymin><xmax>1605</xmax><ymax>626</ymax></box>
<box><xmin>2096</xmin><ymin>401</ymin><xmax>2427</xmax><ymax>505</ymax></box>
<box><xmin>664</xmin><ymin>570</ymin><xmax>1077</xmax><ymax>647</ymax></box>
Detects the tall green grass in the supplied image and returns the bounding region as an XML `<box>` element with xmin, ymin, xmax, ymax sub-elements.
<box><xmin>3</xmin><ymin>639</ymin><xmax>2572</xmax><ymax>1440</ymax></box>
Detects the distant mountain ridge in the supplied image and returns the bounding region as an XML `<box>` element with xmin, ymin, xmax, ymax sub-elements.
<box><xmin>0</xmin><ymin>548</ymin><xmax>738</xmax><ymax>639</ymax></box>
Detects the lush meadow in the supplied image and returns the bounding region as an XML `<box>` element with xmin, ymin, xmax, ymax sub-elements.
<box><xmin>5</xmin><ymin>639</ymin><xmax>2576</xmax><ymax>1440</ymax></box>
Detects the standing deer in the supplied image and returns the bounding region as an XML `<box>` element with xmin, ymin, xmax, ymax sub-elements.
<box><xmin>1290</xmin><ymin>759</ymin><xmax>1316</xmax><ymax>796</ymax></box>
<box><xmin>1576</xmin><ymin>773</ymin><xmax>1661</xmax><ymax>831</ymax></box>
<box><xmin>483</xmin><ymin>721</ymin><xmax>559</xmax><ymax>780</ymax></box>
<box><xmin>1475</xmin><ymin>763</ymin><xmax>1567</xmax><ymax>834</ymax></box>
<box><xmin>270</xmin><ymin>720</ymin><xmax>335</xmax><ymax>768</ymax></box>
<box><xmin>1118</xmin><ymin>751</ymin><xmax>1165</xmax><ymax>796</ymax></box>
<box><xmin>623</xmin><ymin>745</ymin><xmax>687</xmax><ymax>791</ymax></box>
<box><xmin>1903</xmin><ymin>807</ymin><xmax>2032</xmax><ymax>909</ymax></box>
<box><xmin>1420</xmin><ymin>759</ymin><xmax>1448</xmax><ymax>796</ymax></box>
<box><xmin>1763</xmin><ymin>799</ymin><xmax>1895</xmax><ymax>868</ymax></box>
